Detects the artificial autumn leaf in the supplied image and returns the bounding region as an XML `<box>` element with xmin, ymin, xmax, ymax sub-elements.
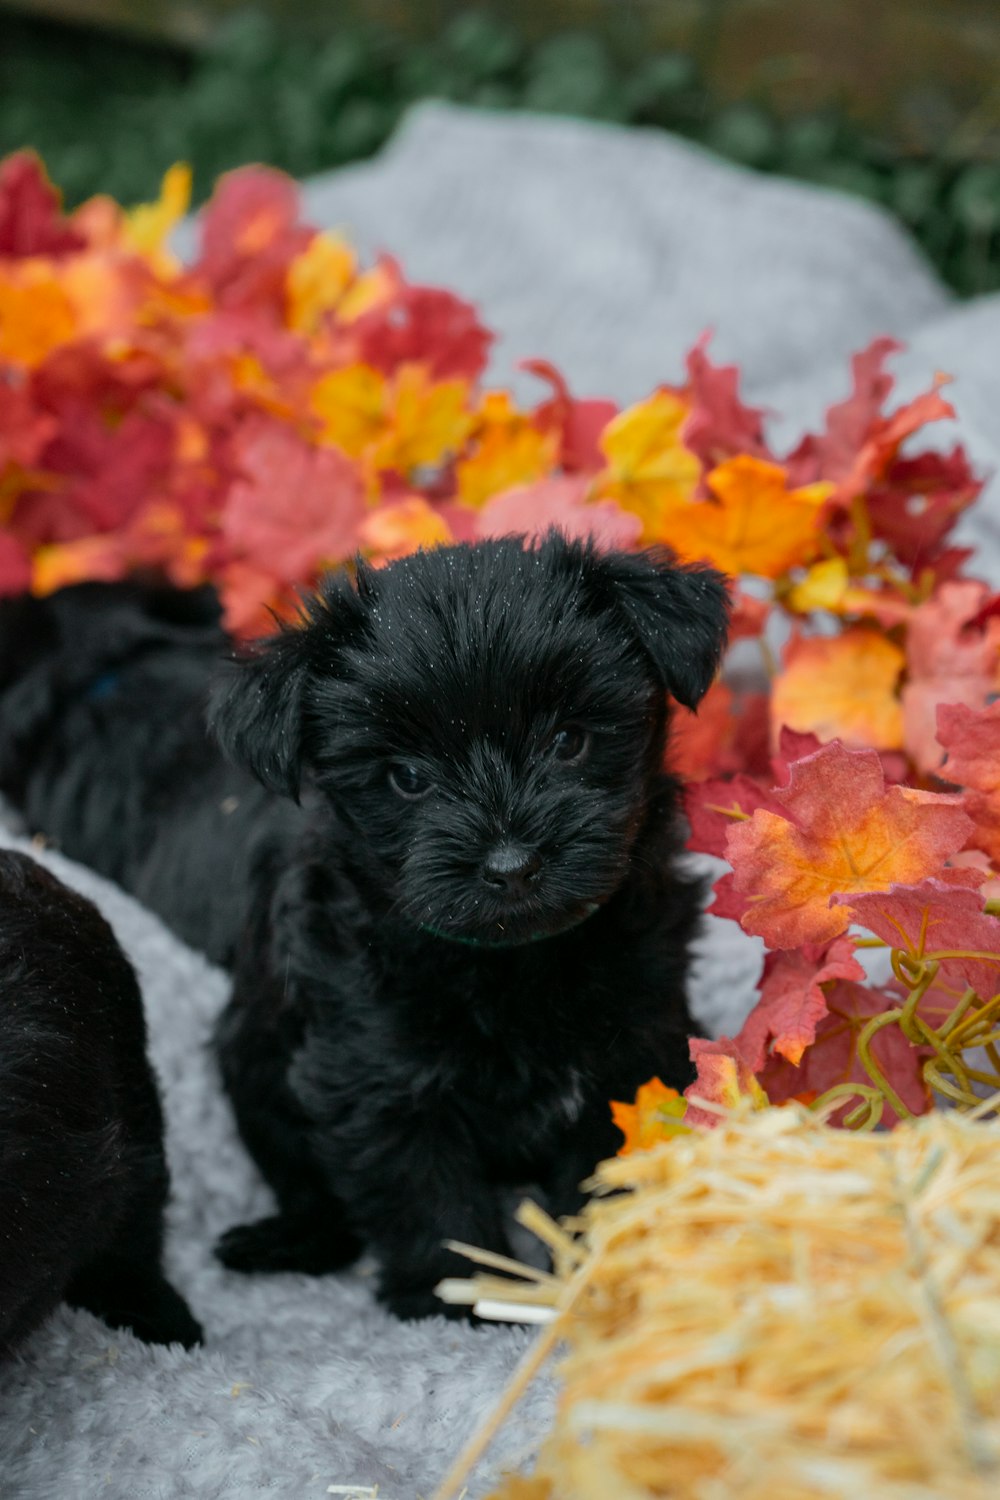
<box><xmin>684</xmin><ymin>1037</ymin><xmax>769</xmax><ymax>1128</ymax></box>
<box><xmin>196</xmin><ymin>165</ymin><xmax>312</xmax><ymax>312</ymax></box>
<box><xmin>685</xmin><ymin>766</ymin><xmax>786</xmax><ymax>856</ymax></box>
<box><xmin>32</xmin><ymin>532</ymin><xmax>129</xmax><ymax>594</ymax></box>
<box><xmin>867</xmin><ymin>448</ymin><xmax>982</xmax><ymax>572</ymax></box>
<box><xmin>610</xmin><ymin>1077</ymin><xmax>690</xmax><ymax>1155</ymax></box>
<box><xmin>0</xmin><ymin>264</ymin><xmax>78</xmax><ymax>367</ymax></box>
<box><xmin>222</xmin><ymin>421</ymin><xmax>366</xmax><ymax>584</ymax></box>
<box><xmin>374</xmin><ymin>364</ymin><xmax>474</xmax><ymax>475</ymax></box>
<box><xmin>785</xmin><ymin>337</ymin><xmax>955</xmax><ymax>503</ymax></box>
<box><xmin>349</xmin><ymin>276</ymin><xmax>493</xmax><ymax>383</ymax></box>
<box><xmin>735</xmin><ymin>935</ymin><xmax>865</xmax><ymax>1070</ymax></box>
<box><xmin>758</xmin><ymin>978</ymin><xmax>933</xmax><ymax>1127</ymax></box>
<box><xmin>725</xmin><ymin>741</ymin><xmax>973</xmax><ymax>948</ymax></box>
<box><xmin>0</xmin><ymin>531</ymin><xmax>31</xmax><ymax>593</ymax></box>
<box><xmin>660</xmin><ymin>457</ymin><xmax>832</xmax><ymax>580</ymax></box>
<box><xmin>121</xmin><ymin>163</ymin><xmax>191</xmax><ymax>275</ymax></box>
<box><xmin>935</xmin><ymin>702</ymin><xmax>1000</xmax><ymax>860</ymax></box>
<box><xmin>522</xmin><ymin>359</ymin><xmax>617</xmax><ymax>473</ymax></box>
<box><xmin>771</xmin><ymin>628</ymin><xmax>906</xmax><ymax>751</ymax></box>
<box><xmin>455</xmin><ymin>391</ymin><xmax>556</xmax><ymax>508</ymax></box>
<box><xmin>0</xmin><ymin>151</ymin><xmax>85</xmax><ymax>259</ymax></box>
<box><xmin>310</xmin><ymin>364</ymin><xmax>387</xmax><ymax>458</ymax></box>
<box><xmin>903</xmin><ymin>581</ymin><xmax>1000</xmax><ymax>775</ymax></box>
<box><xmin>285</xmin><ymin>230</ymin><xmax>356</xmax><ymax>335</ymax></box>
<box><xmin>361</xmin><ymin>496</ymin><xmax>453</xmax><ymax>563</ymax></box>
<box><xmin>784</xmin><ymin>556</ymin><xmax>912</xmax><ymax>626</ymax></box>
<box><xmin>677</xmin><ymin>334</ymin><xmax>771</xmax><ymax>468</ymax></box>
<box><xmin>835</xmin><ymin>879</ymin><xmax>1000</xmax><ymax>1003</ymax></box>
<box><xmin>0</xmin><ymin>383</ymin><xmax>56</xmax><ymax>470</ymax></box>
<box><xmin>475</xmin><ymin>474</ymin><xmax>642</xmax><ymax>550</ymax></box>
<box><xmin>595</xmin><ymin>390</ymin><xmax>700</xmax><ymax>540</ymax></box>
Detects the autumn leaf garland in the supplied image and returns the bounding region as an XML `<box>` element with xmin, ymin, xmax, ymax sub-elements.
<box><xmin>2</xmin><ymin>150</ymin><xmax>999</xmax><ymax>1140</ymax></box>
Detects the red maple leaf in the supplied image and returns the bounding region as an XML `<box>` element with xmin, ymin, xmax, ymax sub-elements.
<box><xmin>522</xmin><ymin>359</ymin><xmax>617</xmax><ymax>473</ymax></box>
<box><xmin>758</xmin><ymin>978</ymin><xmax>933</xmax><ymax>1127</ymax></box>
<box><xmin>677</xmin><ymin>333</ymin><xmax>772</xmax><ymax>468</ymax></box>
<box><xmin>0</xmin><ymin>379</ymin><xmax>56</xmax><ymax>468</ymax></box>
<box><xmin>784</xmin><ymin>337</ymin><xmax>954</xmax><ymax>502</ymax></box>
<box><xmin>222</xmin><ymin>419</ymin><xmax>366</xmax><ymax>586</ymax></box>
<box><xmin>0</xmin><ymin>152</ymin><xmax>86</xmax><ymax>259</ymax></box>
<box><xmin>0</xmin><ymin>532</ymin><xmax>31</xmax><ymax>595</ymax></box>
<box><xmin>903</xmin><ymin>581</ymin><xmax>1000</xmax><ymax>776</ymax></box>
<box><xmin>349</xmin><ymin>268</ymin><xmax>493</xmax><ymax>383</ymax></box>
<box><xmin>935</xmin><ymin>702</ymin><xmax>1000</xmax><ymax>860</ymax></box>
<box><xmin>866</xmin><ymin>448</ymin><xmax>982</xmax><ymax>572</ymax></box>
<box><xmin>475</xmin><ymin>474</ymin><xmax>641</xmax><ymax>550</ymax></box>
<box><xmin>195</xmin><ymin>166</ymin><xmax>313</xmax><ymax>314</ymax></box>
<box><xmin>835</xmin><ymin>879</ymin><xmax>1000</xmax><ymax>1003</ymax></box>
<box><xmin>736</xmin><ymin>935</ymin><xmax>865</xmax><ymax>1070</ymax></box>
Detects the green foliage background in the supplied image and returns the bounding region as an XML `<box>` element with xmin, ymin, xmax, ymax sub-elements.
<box><xmin>3</xmin><ymin>8</ymin><xmax>1000</xmax><ymax>296</ymax></box>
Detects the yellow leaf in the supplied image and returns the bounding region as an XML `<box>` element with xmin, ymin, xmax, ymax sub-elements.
<box><xmin>455</xmin><ymin>390</ymin><xmax>555</xmax><ymax>508</ymax></box>
<box><xmin>595</xmin><ymin>390</ymin><xmax>700</xmax><ymax>541</ymax></box>
<box><xmin>311</xmin><ymin>364</ymin><xmax>388</xmax><ymax>458</ymax></box>
<box><xmin>375</xmin><ymin>364</ymin><xmax>473</xmax><ymax>474</ymax></box>
<box><xmin>787</xmin><ymin>556</ymin><xmax>850</xmax><ymax>613</ymax></box>
<box><xmin>286</xmin><ymin>231</ymin><xmax>356</xmax><ymax>335</ymax></box>
<box><xmin>121</xmin><ymin>163</ymin><xmax>192</xmax><ymax>275</ymax></box>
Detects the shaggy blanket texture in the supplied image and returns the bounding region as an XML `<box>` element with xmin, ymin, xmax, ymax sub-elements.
<box><xmin>4</xmin><ymin>100</ymin><xmax>1000</xmax><ymax>1498</ymax></box>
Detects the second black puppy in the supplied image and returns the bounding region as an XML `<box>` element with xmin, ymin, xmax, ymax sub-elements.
<box><xmin>0</xmin><ymin>850</ymin><xmax>201</xmax><ymax>1356</ymax></box>
<box><xmin>0</xmin><ymin>536</ymin><xmax>727</xmax><ymax>1318</ymax></box>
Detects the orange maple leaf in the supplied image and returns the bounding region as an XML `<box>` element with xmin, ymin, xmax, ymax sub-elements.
<box><xmin>658</xmin><ymin>456</ymin><xmax>832</xmax><ymax>579</ymax></box>
<box><xmin>455</xmin><ymin>390</ymin><xmax>555</xmax><ymax>508</ymax></box>
<box><xmin>0</xmin><ymin>262</ymin><xmax>77</xmax><ymax>366</ymax></box>
<box><xmin>360</xmin><ymin>495</ymin><xmax>453</xmax><ymax>563</ymax></box>
<box><xmin>771</xmin><ymin>627</ymin><xmax>906</xmax><ymax>752</ymax></box>
<box><xmin>610</xmin><ymin>1077</ymin><xmax>690</xmax><ymax>1155</ymax></box>
<box><xmin>725</xmin><ymin>741</ymin><xmax>973</xmax><ymax>948</ymax></box>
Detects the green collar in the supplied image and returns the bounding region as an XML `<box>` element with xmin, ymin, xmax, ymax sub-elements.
<box><xmin>418</xmin><ymin>902</ymin><xmax>600</xmax><ymax>949</ymax></box>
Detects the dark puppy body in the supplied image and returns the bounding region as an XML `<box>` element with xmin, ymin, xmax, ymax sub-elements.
<box><xmin>0</xmin><ymin>850</ymin><xmax>201</xmax><ymax>1355</ymax></box>
<box><xmin>0</xmin><ymin>537</ymin><xmax>727</xmax><ymax>1317</ymax></box>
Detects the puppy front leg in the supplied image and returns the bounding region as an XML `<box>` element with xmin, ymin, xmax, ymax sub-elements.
<box><xmin>324</xmin><ymin>1116</ymin><xmax>511</xmax><ymax>1321</ymax></box>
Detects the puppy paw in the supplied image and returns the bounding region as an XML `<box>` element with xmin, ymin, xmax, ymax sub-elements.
<box><xmin>124</xmin><ymin>1283</ymin><xmax>203</xmax><ymax>1350</ymax></box>
<box><xmin>69</xmin><ymin>1271</ymin><xmax>202</xmax><ymax>1349</ymax></box>
<box><xmin>378</xmin><ymin>1284</ymin><xmax>482</xmax><ymax>1323</ymax></box>
<box><xmin>215</xmin><ymin>1213</ymin><xmax>360</xmax><ymax>1275</ymax></box>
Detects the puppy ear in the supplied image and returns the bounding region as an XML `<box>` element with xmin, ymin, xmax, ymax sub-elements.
<box><xmin>208</xmin><ymin>629</ymin><xmax>310</xmax><ymax>801</ymax></box>
<box><xmin>589</xmin><ymin>546</ymin><xmax>730</xmax><ymax>709</ymax></box>
<box><xmin>208</xmin><ymin>564</ymin><xmax>372</xmax><ymax>800</ymax></box>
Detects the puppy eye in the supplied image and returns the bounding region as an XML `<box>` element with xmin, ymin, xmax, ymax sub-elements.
<box><xmin>548</xmin><ymin>725</ymin><xmax>590</xmax><ymax>765</ymax></box>
<box><xmin>388</xmin><ymin>763</ymin><xmax>432</xmax><ymax>801</ymax></box>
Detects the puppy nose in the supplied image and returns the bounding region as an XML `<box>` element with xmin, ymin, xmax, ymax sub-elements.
<box><xmin>481</xmin><ymin>844</ymin><xmax>543</xmax><ymax>897</ymax></box>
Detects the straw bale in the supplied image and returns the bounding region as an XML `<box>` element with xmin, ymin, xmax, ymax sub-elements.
<box><xmin>438</xmin><ymin>1107</ymin><xmax>1000</xmax><ymax>1500</ymax></box>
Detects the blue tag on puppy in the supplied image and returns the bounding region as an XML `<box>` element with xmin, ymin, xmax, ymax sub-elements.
<box><xmin>0</xmin><ymin>535</ymin><xmax>727</xmax><ymax>1319</ymax></box>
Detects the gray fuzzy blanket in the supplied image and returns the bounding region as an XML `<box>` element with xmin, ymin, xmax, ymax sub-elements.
<box><xmin>3</xmin><ymin>101</ymin><xmax>1000</xmax><ymax>1499</ymax></box>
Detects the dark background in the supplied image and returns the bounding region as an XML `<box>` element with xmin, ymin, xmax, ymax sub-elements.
<box><xmin>4</xmin><ymin>0</ymin><xmax>1000</xmax><ymax>293</ymax></box>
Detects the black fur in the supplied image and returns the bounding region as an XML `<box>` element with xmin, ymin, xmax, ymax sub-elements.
<box><xmin>0</xmin><ymin>535</ymin><xmax>728</xmax><ymax>1318</ymax></box>
<box><xmin>0</xmin><ymin>850</ymin><xmax>201</xmax><ymax>1355</ymax></box>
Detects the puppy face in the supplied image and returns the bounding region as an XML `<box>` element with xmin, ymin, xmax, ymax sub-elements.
<box><xmin>211</xmin><ymin>535</ymin><xmax>728</xmax><ymax>943</ymax></box>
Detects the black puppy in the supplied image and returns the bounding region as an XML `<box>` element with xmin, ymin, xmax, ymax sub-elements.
<box><xmin>0</xmin><ymin>850</ymin><xmax>201</xmax><ymax>1355</ymax></box>
<box><xmin>0</xmin><ymin>536</ymin><xmax>727</xmax><ymax>1318</ymax></box>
